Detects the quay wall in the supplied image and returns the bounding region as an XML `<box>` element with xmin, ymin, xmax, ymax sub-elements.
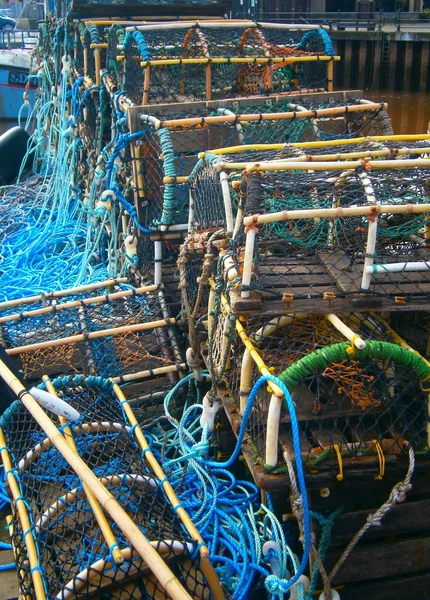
<box><xmin>331</xmin><ymin>31</ymin><xmax>430</xmax><ymax>92</ymax></box>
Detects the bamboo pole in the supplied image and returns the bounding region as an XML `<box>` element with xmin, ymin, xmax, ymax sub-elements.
<box><xmin>0</xmin><ymin>428</ymin><xmax>46</xmax><ymax>600</ymax></box>
<box><xmin>6</xmin><ymin>319</ymin><xmax>175</xmax><ymax>356</ymax></box>
<box><xmin>293</xmin><ymin>133</ymin><xmax>430</xmax><ymax>147</ymax></box>
<box><xmin>243</xmin><ymin>202</ymin><xmax>430</xmax><ymax>227</ymax></box>
<box><xmin>325</xmin><ymin>314</ymin><xmax>366</xmax><ymax>349</ymax></box>
<box><xmin>94</xmin><ymin>47</ymin><xmax>101</xmax><ymax>86</ymax></box>
<box><xmin>43</xmin><ymin>376</ymin><xmax>125</xmax><ymax>564</ymax></box>
<box><xmin>127</xmin><ymin>22</ymin><xmax>329</xmax><ymax>32</ymax></box>
<box><xmin>0</xmin><ymin>285</ymin><xmax>160</xmax><ymax>324</ymax></box>
<box><xmin>327</xmin><ymin>59</ymin><xmax>334</xmax><ymax>92</ymax></box>
<box><xmin>140</xmin><ymin>56</ymin><xmax>340</xmax><ymax>67</ymax></box>
<box><xmin>199</xmin><ymin>145</ymin><xmax>430</xmax><ymax>161</ymax></box>
<box><xmin>0</xmin><ymin>278</ymin><xmax>128</xmax><ymax>311</ymax></box>
<box><xmin>0</xmin><ymin>362</ymin><xmax>194</xmax><ymax>600</ymax></box>
<box><xmin>111</xmin><ymin>384</ymin><xmax>225</xmax><ymax>600</ymax></box>
<box><xmin>111</xmin><ymin>363</ymin><xmax>187</xmax><ymax>384</ymax></box>
<box><xmin>142</xmin><ymin>66</ymin><xmax>151</xmax><ymax>106</ymax></box>
<box><xmin>160</xmin><ymin>102</ymin><xmax>387</xmax><ymax>128</ymax></box>
<box><xmin>225</xmin><ymin>157</ymin><xmax>430</xmax><ymax>172</ymax></box>
<box><xmin>6</xmin><ymin>516</ymin><xmax>33</xmax><ymax>600</ymax></box>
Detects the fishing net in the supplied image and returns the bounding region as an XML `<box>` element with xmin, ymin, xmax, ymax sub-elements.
<box><xmin>132</xmin><ymin>98</ymin><xmax>392</xmax><ymax>230</ymax></box>
<box><xmin>183</xmin><ymin>144</ymin><xmax>430</xmax><ymax>306</ymax></box>
<box><xmin>0</xmin><ymin>375</ymin><xmax>220</xmax><ymax>599</ymax></box>
<box><xmin>220</xmin><ymin>310</ymin><xmax>430</xmax><ymax>475</ymax></box>
<box><xmin>223</xmin><ymin>97</ymin><xmax>394</xmax><ymax>140</ymax></box>
<box><xmin>106</xmin><ymin>25</ymin><xmax>126</xmax><ymax>91</ymax></box>
<box><xmin>120</xmin><ymin>23</ymin><xmax>336</xmax><ymax>106</ymax></box>
<box><xmin>0</xmin><ymin>285</ymin><xmax>182</xmax><ymax>382</ymax></box>
<box><xmin>230</xmin><ymin>160</ymin><xmax>430</xmax><ymax>307</ymax></box>
<box><xmin>71</xmin><ymin>21</ymin><xmax>86</xmax><ymax>76</ymax></box>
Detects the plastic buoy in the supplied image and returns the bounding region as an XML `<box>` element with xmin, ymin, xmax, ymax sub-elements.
<box><xmin>29</xmin><ymin>387</ymin><xmax>81</xmax><ymax>421</ymax></box>
<box><xmin>319</xmin><ymin>590</ymin><xmax>341</xmax><ymax>600</ymax></box>
<box><xmin>290</xmin><ymin>575</ymin><xmax>311</xmax><ymax>600</ymax></box>
<box><xmin>0</xmin><ymin>126</ymin><xmax>33</xmax><ymax>184</ymax></box>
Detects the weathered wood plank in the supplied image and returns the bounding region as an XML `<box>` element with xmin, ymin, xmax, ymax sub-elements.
<box><xmin>330</xmin><ymin>499</ymin><xmax>430</xmax><ymax>545</ymax></box>
<box><xmin>339</xmin><ymin>572</ymin><xmax>430</xmax><ymax>600</ymax></box>
<box><xmin>327</xmin><ymin>537</ymin><xmax>430</xmax><ymax>585</ymax></box>
<box><xmin>232</xmin><ymin>294</ymin><xmax>430</xmax><ymax>316</ymax></box>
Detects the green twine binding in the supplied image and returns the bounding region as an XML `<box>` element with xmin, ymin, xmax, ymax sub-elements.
<box><xmin>279</xmin><ymin>341</ymin><xmax>430</xmax><ymax>391</ymax></box>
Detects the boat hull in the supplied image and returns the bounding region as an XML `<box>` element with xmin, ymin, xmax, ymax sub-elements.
<box><xmin>0</xmin><ymin>50</ymin><xmax>36</xmax><ymax>120</ymax></box>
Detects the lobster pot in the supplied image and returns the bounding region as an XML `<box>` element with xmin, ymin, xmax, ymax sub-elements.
<box><xmin>0</xmin><ymin>376</ymin><xmax>216</xmax><ymax>600</ymax></box>
<box><xmin>125</xmin><ymin>95</ymin><xmax>391</xmax><ymax>232</ymax></box>
<box><xmin>0</xmin><ymin>285</ymin><xmax>182</xmax><ymax>382</ymax></box>
<box><xmin>222</xmin><ymin>312</ymin><xmax>396</xmax><ymax>453</ymax></box>
<box><xmin>121</xmin><ymin>22</ymin><xmax>337</xmax><ymax>106</ymax></box>
<box><xmin>223</xmin><ymin>317</ymin><xmax>430</xmax><ymax>486</ymax></box>
<box><xmin>225</xmin><ymin>155</ymin><xmax>430</xmax><ymax>314</ymax></box>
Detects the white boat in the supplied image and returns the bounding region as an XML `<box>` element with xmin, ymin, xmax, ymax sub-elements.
<box><xmin>0</xmin><ymin>47</ymin><xmax>36</xmax><ymax>120</ymax></box>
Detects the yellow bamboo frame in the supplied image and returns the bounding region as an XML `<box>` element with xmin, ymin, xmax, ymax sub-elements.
<box><xmin>199</xmin><ymin>137</ymin><xmax>430</xmax><ymax>158</ymax></box>
<box><xmin>200</xmin><ymin>147</ymin><xmax>430</xmax><ymax>164</ymax></box>
<box><xmin>43</xmin><ymin>376</ymin><xmax>125</xmax><ymax>565</ymax></box>
<box><xmin>0</xmin><ymin>278</ymin><xmax>128</xmax><ymax>311</ymax></box>
<box><xmin>243</xmin><ymin>202</ymin><xmax>430</xmax><ymax>227</ymax></box>
<box><xmin>111</xmin><ymin>384</ymin><xmax>225</xmax><ymax>600</ymax></box>
<box><xmin>0</xmin><ymin>284</ymin><xmax>160</xmax><ymax>324</ymax></box>
<box><xmin>0</xmin><ymin>427</ymin><xmax>46</xmax><ymax>599</ymax></box>
<box><xmin>139</xmin><ymin>56</ymin><xmax>340</xmax><ymax>67</ymax></box>
<box><xmin>220</xmin><ymin>157</ymin><xmax>430</xmax><ymax>172</ymax></box>
<box><xmin>160</xmin><ymin>102</ymin><xmax>387</xmax><ymax>129</ymax></box>
<box><xmin>126</xmin><ymin>21</ymin><xmax>330</xmax><ymax>32</ymax></box>
<box><xmin>6</xmin><ymin>318</ymin><xmax>175</xmax><ymax>356</ymax></box>
<box><xmin>6</xmin><ymin>515</ymin><xmax>33</xmax><ymax>600</ymax></box>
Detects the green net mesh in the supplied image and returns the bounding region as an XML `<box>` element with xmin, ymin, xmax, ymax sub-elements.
<box><xmin>132</xmin><ymin>98</ymin><xmax>392</xmax><ymax>231</ymax></box>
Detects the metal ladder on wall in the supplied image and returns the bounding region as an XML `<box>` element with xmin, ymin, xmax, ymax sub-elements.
<box><xmin>380</xmin><ymin>34</ymin><xmax>390</xmax><ymax>90</ymax></box>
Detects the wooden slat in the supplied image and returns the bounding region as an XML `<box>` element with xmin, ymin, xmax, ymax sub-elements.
<box><xmin>327</xmin><ymin>537</ymin><xmax>430</xmax><ymax>585</ymax></box>
<box><xmin>339</xmin><ymin>572</ymin><xmax>430</xmax><ymax>600</ymax></box>
<box><xmin>330</xmin><ymin>499</ymin><xmax>430</xmax><ymax>545</ymax></box>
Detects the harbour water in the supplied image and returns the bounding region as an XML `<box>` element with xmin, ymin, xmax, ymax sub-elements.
<box><xmin>366</xmin><ymin>91</ymin><xmax>430</xmax><ymax>134</ymax></box>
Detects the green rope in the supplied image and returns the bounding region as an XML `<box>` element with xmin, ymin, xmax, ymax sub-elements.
<box><xmin>280</xmin><ymin>341</ymin><xmax>430</xmax><ymax>391</ymax></box>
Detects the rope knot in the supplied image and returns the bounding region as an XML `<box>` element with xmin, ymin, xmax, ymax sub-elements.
<box><xmin>392</xmin><ymin>481</ymin><xmax>412</xmax><ymax>504</ymax></box>
<box><xmin>264</xmin><ymin>574</ymin><xmax>287</xmax><ymax>595</ymax></box>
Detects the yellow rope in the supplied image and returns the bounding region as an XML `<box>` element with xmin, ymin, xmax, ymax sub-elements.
<box><xmin>346</xmin><ymin>334</ymin><xmax>361</xmax><ymax>356</ymax></box>
<box><xmin>333</xmin><ymin>444</ymin><xmax>344</xmax><ymax>481</ymax></box>
<box><xmin>373</xmin><ymin>440</ymin><xmax>385</xmax><ymax>480</ymax></box>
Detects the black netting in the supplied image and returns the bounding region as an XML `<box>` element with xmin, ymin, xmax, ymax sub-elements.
<box><xmin>0</xmin><ymin>377</ymin><xmax>215</xmax><ymax>600</ymax></box>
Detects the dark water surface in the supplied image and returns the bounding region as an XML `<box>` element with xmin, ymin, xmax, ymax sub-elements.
<box><xmin>366</xmin><ymin>91</ymin><xmax>430</xmax><ymax>135</ymax></box>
